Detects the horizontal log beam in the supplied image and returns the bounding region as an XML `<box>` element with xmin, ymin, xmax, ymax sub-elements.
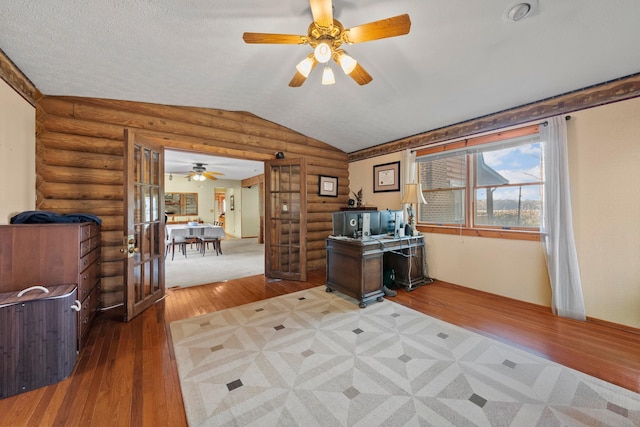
<box><xmin>307</xmin><ymin>202</ymin><xmax>346</xmax><ymax>214</ymax></box>
<box><xmin>39</xmin><ymin>131</ymin><xmax>124</xmax><ymax>155</ymax></box>
<box><xmin>134</xmin><ymin>127</ymin><xmax>286</xmax><ymax>159</ymax></box>
<box><xmin>38</xmin><ymin>164</ymin><xmax>123</xmax><ymax>185</ymax></box>
<box><xmin>61</xmin><ymin>102</ymin><xmax>347</xmax><ymax>162</ymax></box>
<box><xmin>55</xmin><ymin>96</ymin><xmax>345</xmax><ymax>155</ymax></box>
<box><xmin>40</xmin><ymin>147</ymin><xmax>123</xmax><ymax>170</ymax></box>
<box><xmin>349</xmin><ymin>72</ymin><xmax>640</xmax><ymax>162</ymax></box>
<box><xmin>307</xmin><ymin>248</ymin><xmax>326</xmax><ymax>261</ymax></box>
<box><xmin>93</xmin><ymin>215</ymin><xmax>123</xmax><ymax>232</ymax></box>
<box><xmin>36</xmin><ymin>199</ymin><xmax>124</xmax><ymax>216</ymax></box>
<box><xmin>0</xmin><ymin>48</ymin><xmax>39</xmax><ymax>105</ymax></box>
<box><xmin>242</xmin><ymin>175</ymin><xmax>264</xmax><ymax>188</ymax></box>
<box><xmin>307</xmin><ymin>230</ymin><xmax>331</xmax><ymax>241</ymax></box>
<box><xmin>37</xmin><ymin>182</ymin><xmax>123</xmax><ymax>200</ymax></box>
<box><xmin>307</xmin><ymin>259</ymin><xmax>326</xmax><ymax>270</ymax></box>
<box><xmin>40</xmin><ymin>115</ymin><xmax>124</xmax><ymax>140</ymax></box>
<box><xmin>307</xmin><ymin>221</ymin><xmax>332</xmax><ymax>232</ymax></box>
<box><xmin>102</xmin><ymin>260</ymin><xmax>124</xmax><ymax>277</ymax></box>
<box><xmin>307</xmin><ymin>212</ymin><xmax>333</xmax><ymax>222</ymax></box>
<box><xmin>307</xmin><ymin>240</ymin><xmax>328</xmax><ymax>251</ymax></box>
<box><xmin>102</xmin><ymin>246</ymin><xmax>126</xmax><ymax>262</ymax></box>
<box><xmin>307</xmin><ymin>165</ymin><xmax>349</xmax><ymax>178</ymax></box>
<box><xmin>100</xmin><ymin>276</ymin><xmax>123</xmax><ymax>293</ymax></box>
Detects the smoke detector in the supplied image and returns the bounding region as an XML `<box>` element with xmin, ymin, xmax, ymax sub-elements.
<box><xmin>502</xmin><ymin>0</ymin><xmax>538</xmax><ymax>22</ymax></box>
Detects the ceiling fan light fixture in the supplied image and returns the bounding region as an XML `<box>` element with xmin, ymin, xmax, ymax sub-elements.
<box><xmin>314</xmin><ymin>41</ymin><xmax>332</xmax><ymax>63</ymax></box>
<box><xmin>193</xmin><ymin>174</ymin><xmax>206</xmax><ymax>181</ymax></box>
<box><xmin>322</xmin><ymin>65</ymin><xmax>335</xmax><ymax>85</ymax></box>
<box><xmin>336</xmin><ymin>51</ymin><xmax>357</xmax><ymax>75</ymax></box>
<box><xmin>295</xmin><ymin>55</ymin><xmax>315</xmax><ymax>78</ymax></box>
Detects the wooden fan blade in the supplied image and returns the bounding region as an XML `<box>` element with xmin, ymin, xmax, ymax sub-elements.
<box><xmin>289</xmin><ymin>56</ymin><xmax>317</xmax><ymax>87</ymax></box>
<box><xmin>310</xmin><ymin>0</ymin><xmax>333</xmax><ymax>28</ymax></box>
<box><xmin>289</xmin><ymin>71</ymin><xmax>308</xmax><ymax>87</ymax></box>
<box><xmin>344</xmin><ymin>14</ymin><xmax>411</xmax><ymax>44</ymax></box>
<box><xmin>243</xmin><ymin>32</ymin><xmax>307</xmax><ymax>44</ymax></box>
<box><xmin>203</xmin><ymin>172</ymin><xmax>220</xmax><ymax>180</ymax></box>
<box><xmin>348</xmin><ymin>63</ymin><xmax>373</xmax><ymax>86</ymax></box>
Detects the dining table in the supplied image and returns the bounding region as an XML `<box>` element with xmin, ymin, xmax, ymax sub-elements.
<box><xmin>166</xmin><ymin>223</ymin><xmax>226</xmax><ymax>255</ymax></box>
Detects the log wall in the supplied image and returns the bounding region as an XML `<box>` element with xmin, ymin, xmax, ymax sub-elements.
<box><xmin>36</xmin><ymin>96</ymin><xmax>349</xmax><ymax>307</ymax></box>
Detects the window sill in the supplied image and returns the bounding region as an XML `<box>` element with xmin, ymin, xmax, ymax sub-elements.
<box><xmin>417</xmin><ymin>225</ymin><xmax>540</xmax><ymax>241</ymax></box>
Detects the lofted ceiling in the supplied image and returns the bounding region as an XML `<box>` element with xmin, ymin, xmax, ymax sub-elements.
<box><xmin>2</xmin><ymin>0</ymin><xmax>640</xmax><ymax>162</ymax></box>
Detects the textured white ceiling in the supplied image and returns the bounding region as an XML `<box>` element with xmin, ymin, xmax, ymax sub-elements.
<box><xmin>2</xmin><ymin>0</ymin><xmax>640</xmax><ymax>158</ymax></box>
<box><xmin>164</xmin><ymin>149</ymin><xmax>263</xmax><ymax>181</ymax></box>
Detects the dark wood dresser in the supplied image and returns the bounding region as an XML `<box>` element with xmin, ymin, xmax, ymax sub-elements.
<box><xmin>0</xmin><ymin>222</ymin><xmax>101</xmax><ymax>348</ymax></box>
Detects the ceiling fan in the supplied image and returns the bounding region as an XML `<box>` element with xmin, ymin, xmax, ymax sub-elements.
<box><xmin>242</xmin><ymin>0</ymin><xmax>411</xmax><ymax>87</ymax></box>
<box><xmin>183</xmin><ymin>163</ymin><xmax>224</xmax><ymax>181</ymax></box>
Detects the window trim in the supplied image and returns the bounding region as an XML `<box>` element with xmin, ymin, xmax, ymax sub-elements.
<box><xmin>415</xmin><ymin>125</ymin><xmax>540</xmax><ymax>158</ymax></box>
<box><xmin>415</xmin><ymin>124</ymin><xmax>542</xmax><ymax>241</ymax></box>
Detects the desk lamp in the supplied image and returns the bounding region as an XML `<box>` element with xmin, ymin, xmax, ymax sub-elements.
<box><xmin>400</xmin><ymin>183</ymin><xmax>427</xmax><ymax>236</ymax></box>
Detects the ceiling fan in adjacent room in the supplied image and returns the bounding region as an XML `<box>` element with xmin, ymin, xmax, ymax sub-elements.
<box><xmin>242</xmin><ymin>0</ymin><xmax>411</xmax><ymax>87</ymax></box>
<box><xmin>183</xmin><ymin>163</ymin><xmax>224</xmax><ymax>181</ymax></box>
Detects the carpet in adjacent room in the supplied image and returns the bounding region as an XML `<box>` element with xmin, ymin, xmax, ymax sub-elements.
<box><xmin>166</xmin><ymin>237</ymin><xmax>264</xmax><ymax>288</ymax></box>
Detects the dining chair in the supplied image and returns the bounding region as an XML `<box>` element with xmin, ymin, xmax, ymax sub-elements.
<box><xmin>165</xmin><ymin>229</ymin><xmax>188</xmax><ymax>260</ymax></box>
<box><xmin>197</xmin><ymin>229</ymin><xmax>220</xmax><ymax>256</ymax></box>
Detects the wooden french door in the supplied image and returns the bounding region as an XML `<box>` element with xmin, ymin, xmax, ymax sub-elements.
<box><xmin>123</xmin><ymin>130</ymin><xmax>165</xmax><ymax>321</ymax></box>
<box><xmin>264</xmin><ymin>158</ymin><xmax>307</xmax><ymax>281</ymax></box>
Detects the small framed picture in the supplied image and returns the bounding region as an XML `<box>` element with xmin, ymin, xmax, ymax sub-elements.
<box><xmin>318</xmin><ymin>175</ymin><xmax>338</xmax><ymax>197</ymax></box>
<box><xmin>373</xmin><ymin>161</ymin><xmax>400</xmax><ymax>192</ymax></box>
<box><xmin>230</xmin><ymin>195</ymin><xmax>235</xmax><ymax>211</ymax></box>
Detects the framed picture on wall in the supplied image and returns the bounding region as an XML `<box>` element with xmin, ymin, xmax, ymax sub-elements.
<box><xmin>230</xmin><ymin>195</ymin><xmax>235</xmax><ymax>211</ymax></box>
<box><xmin>373</xmin><ymin>161</ymin><xmax>400</xmax><ymax>192</ymax></box>
<box><xmin>318</xmin><ymin>175</ymin><xmax>338</xmax><ymax>197</ymax></box>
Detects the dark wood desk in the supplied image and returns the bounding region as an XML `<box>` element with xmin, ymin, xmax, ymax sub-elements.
<box><xmin>325</xmin><ymin>235</ymin><xmax>427</xmax><ymax>308</ymax></box>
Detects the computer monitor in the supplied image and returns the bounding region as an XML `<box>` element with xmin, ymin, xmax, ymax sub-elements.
<box><xmin>365</xmin><ymin>211</ymin><xmax>381</xmax><ymax>236</ymax></box>
<box><xmin>332</xmin><ymin>211</ymin><xmax>360</xmax><ymax>237</ymax></box>
<box><xmin>379</xmin><ymin>209</ymin><xmax>404</xmax><ymax>237</ymax></box>
<box><xmin>332</xmin><ymin>210</ymin><xmax>382</xmax><ymax>238</ymax></box>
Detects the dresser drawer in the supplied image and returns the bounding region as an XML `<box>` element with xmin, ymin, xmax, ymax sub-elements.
<box><xmin>80</xmin><ymin>238</ymin><xmax>92</xmax><ymax>257</ymax></box>
<box><xmin>78</xmin><ymin>262</ymin><xmax>99</xmax><ymax>300</ymax></box>
<box><xmin>79</xmin><ymin>284</ymin><xmax>100</xmax><ymax>341</ymax></box>
<box><xmin>80</xmin><ymin>247</ymin><xmax>100</xmax><ymax>271</ymax></box>
<box><xmin>80</xmin><ymin>223</ymin><xmax>92</xmax><ymax>242</ymax></box>
<box><xmin>91</xmin><ymin>235</ymin><xmax>101</xmax><ymax>251</ymax></box>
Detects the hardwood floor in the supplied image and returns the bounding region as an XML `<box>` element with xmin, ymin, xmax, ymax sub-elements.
<box><xmin>1</xmin><ymin>270</ymin><xmax>639</xmax><ymax>426</ymax></box>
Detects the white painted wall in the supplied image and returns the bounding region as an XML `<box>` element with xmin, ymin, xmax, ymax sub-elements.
<box><xmin>164</xmin><ymin>174</ymin><xmax>240</xmax><ymax>226</ymax></box>
<box><xmin>225</xmin><ymin>187</ymin><xmax>240</xmax><ymax>237</ymax></box>
<box><xmin>0</xmin><ymin>80</ymin><xmax>35</xmax><ymax>224</ymax></box>
<box><xmin>241</xmin><ymin>185</ymin><xmax>260</xmax><ymax>237</ymax></box>
<box><xmin>569</xmin><ymin>98</ymin><xmax>640</xmax><ymax>327</ymax></box>
<box><xmin>348</xmin><ymin>152</ymin><xmax>404</xmax><ymax>215</ymax></box>
<box><xmin>349</xmin><ymin>97</ymin><xmax>640</xmax><ymax>329</ymax></box>
<box><xmin>164</xmin><ymin>176</ymin><xmax>261</xmax><ymax>238</ymax></box>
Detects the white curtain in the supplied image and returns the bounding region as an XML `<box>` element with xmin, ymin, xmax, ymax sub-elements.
<box><xmin>402</xmin><ymin>149</ymin><xmax>416</xmax><ymax>187</ymax></box>
<box><xmin>540</xmin><ymin>116</ymin><xmax>586</xmax><ymax>320</ymax></box>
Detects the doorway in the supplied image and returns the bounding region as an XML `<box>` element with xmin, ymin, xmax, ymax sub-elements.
<box><xmin>164</xmin><ymin>149</ymin><xmax>265</xmax><ymax>288</ymax></box>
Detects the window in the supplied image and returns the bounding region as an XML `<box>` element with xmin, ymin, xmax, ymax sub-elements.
<box><xmin>416</xmin><ymin>125</ymin><xmax>542</xmax><ymax>234</ymax></box>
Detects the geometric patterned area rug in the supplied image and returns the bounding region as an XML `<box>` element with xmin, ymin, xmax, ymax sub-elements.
<box><xmin>170</xmin><ymin>286</ymin><xmax>640</xmax><ymax>426</ymax></box>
